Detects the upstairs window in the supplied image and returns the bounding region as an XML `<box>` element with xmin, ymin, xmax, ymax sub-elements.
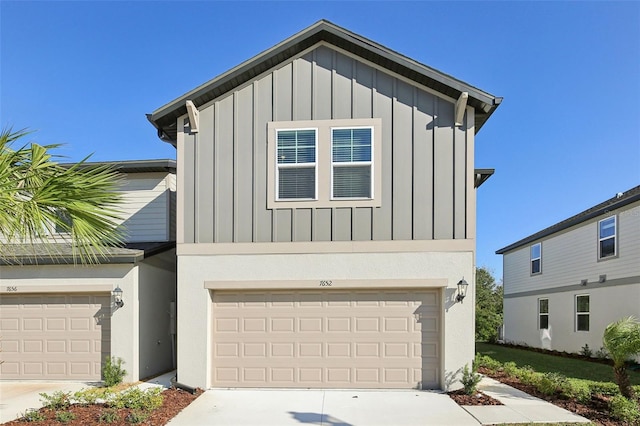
<box><xmin>598</xmin><ymin>216</ymin><xmax>616</xmax><ymax>259</ymax></box>
<box><xmin>276</xmin><ymin>129</ymin><xmax>317</xmax><ymax>200</ymax></box>
<box><xmin>331</xmin><ymin>127</ymin><xmax>373</xmax><ymax>199</ymax></box>
<box><xmin>538</xmin><ymin>298</ymin><xmax>549</xmax><ymax>330</ymax></box>
<box><xmin>267</xmin><ymin>118</ymin><xmax>381</xmax><ymax>209</ymax></box>
<box><xmin>576</xmin><ymin>295</ymin><xmax>590</xmax><ymax>331</ymax></box>
<box><xmin>531</xmin><ymin>243</ymin><xmax>542</xmax><ymax>275</ymax></box>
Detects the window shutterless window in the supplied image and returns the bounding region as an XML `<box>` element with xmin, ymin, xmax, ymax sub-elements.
<box><xmin>267</xmin><ymin>118</ymin><xmax>381</xmax><ymax>209</ymax></box>
<box><xmin>531</xmin><ymin>243</ymin><xmax>541</xmax><ymax>275</ymax></box>
<box><xmin>331</xmin><ymin>127</ymin><xmax>373</xmax><ymax>199</ymax></box>
<box><xmin>576</xmin><ymin>295</ymin><xmax>590</xmax><ymax>331</ymax></box>
<box><xmin>598</xmin><ymin>216</ymin><xmax>616</xmax><ymax>259</ymax></box>
<box><xmin>275</xmin><ymin>129</ymin><xmax>317</xmax><ymax>200</ymax></box>
<box><xmin>538</xmin><ymin>298</ymin><xmax>549</xmax><ymax>330</ymax></box>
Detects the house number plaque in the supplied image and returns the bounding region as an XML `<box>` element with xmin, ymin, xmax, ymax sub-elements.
<box><xmin>319</xmin><ymin>280</ymin><xmax>333</xmax><ymax>287</ymax></box>
<box><xmin>6</xmin><ymin>286</ymin><xmax>18</xmax><ymax>292</ymax></box>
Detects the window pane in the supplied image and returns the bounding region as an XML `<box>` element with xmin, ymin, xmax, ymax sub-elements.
<box><xmin>600</xmin><ymin>238</ymin><xmax>615</xmax><ymax>258</ymax></box>
<box><xmin>333</xmin><ymin>165</ymin><xmax>371</xmax><ymax>198</ymax></box>
<box><xmin>539</xmin><ymin>299</ymin><xmax>548</xmax><ymax>314</ymax></box>
<box><xmin>540</xmin><ymin>314</ymin><xmax>549</xmax><ymax>330</ymax></box>
<box><xmin>577</xmin><ymin>314</ymin><xmax>589</xmax><ymax>331</ymax></box>
<box><xmin>278</xmin><ymin>167</ymin><xmax>315</xmax><ymax>199</ymax></box>
<box><xmin>531</xmin><ymin>259</ymin><xmax>541</xmax><ymax>274</ymax></box>
<box><xmin>599</xmin><ymin>217</ymin><xmax>616</xmax><ymax>238</ymax></box>
<box><xmin>277</xmin><ymin>130</ymin><xmax>316</xmax><ymax>164</ymax></box>
<box><xmin>531</xmin><ymin>243</ymin><xmax>541</xmax><ymax>259</ymax></box>
<box><xmin>576</xmin><ymin>296</ymin><xmax>589</xmax><ymax>312</ymax></box>
<box><xmin>332</xmin><ymin>128</ymin><xmax>371</xmax><ymax>163</ymax></box>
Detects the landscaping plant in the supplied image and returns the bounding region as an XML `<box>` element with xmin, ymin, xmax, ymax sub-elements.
<box><xmin>460</xmin><ymin>363</ymin><xmax>483</xmax><ymax>395</ymax></box>
<box><xmin>603</xmin><ymin>316</ymin><xmax>640</xmax><ymax>399</ymax></box>
<box><xmin>102</xmin><ymin>356</ymin><xmax>127</xmax><ymax>387</ymax></box>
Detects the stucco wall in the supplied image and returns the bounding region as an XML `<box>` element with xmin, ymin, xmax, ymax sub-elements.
<box><xmin>176</xmin><ymin>249</ymin><xmax>474</xmax><ymax>390</ymax></box>
<box><xmin>504</xmin><ymin>282</ymin><xmax>640</xmax><ymax>353</ymax></box>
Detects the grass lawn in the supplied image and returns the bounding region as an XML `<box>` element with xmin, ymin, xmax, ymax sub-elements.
<box><xmin>476</xmin><ymin>342</ymin><xmax>640</xmax><ymax>385</ymax></box>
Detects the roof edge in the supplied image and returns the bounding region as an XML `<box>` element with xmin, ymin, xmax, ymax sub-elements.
<box><xmin>496</xmin><ymin>185</ymin><xmax>640</xmax><ymax>254</ymax></box>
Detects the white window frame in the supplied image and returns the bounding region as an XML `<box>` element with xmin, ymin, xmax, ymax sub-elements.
<box><xmin>538</xmin><ymin>298</ymin><xmax>549</xmax><ymax>330</ymax></box>
<box><xmin>598</xmin><ymin>216</ymin><xmax>617</xmax><ymax>260</ymax></box>
<box><xmin>274</xmin><ymin>128</ymin><xmax>318</xmax><ymax>202</ymax></box>
<box><xmin>267</xmin><ymin>118</ymin><xmax>382</xmax><ymax>209</ymax></box>
<box><xmin>330</xmin><ymin>126</ymin><xmax>374</xmax><ymax>200</ymax></box>
<box><xmin>530</xmin><ymin>243</ymin><xmax>542</xmax><ymax>275</ymax></box>
<box><xmin>575</xmin><ymin>294</ymin><xmax>590</xmax><ymax>332</ymax></box>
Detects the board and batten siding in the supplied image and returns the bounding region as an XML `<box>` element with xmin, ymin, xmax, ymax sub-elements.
<box><xmin>179</xmin><ymin>45</ymin><xmax>473</xmax><ymax>244</ymax></box>
<box><xmin>117</xmin><ymin>172</ymin><xmax>175</xmax><ymax>242</ymax></box>
<box><xmin>503</xmin><ymin>202</ymin><xmax>640</xmax><ymax>296</ymax></box>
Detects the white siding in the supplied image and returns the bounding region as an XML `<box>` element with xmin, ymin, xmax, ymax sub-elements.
<box><xmin>503</xmin><ymin>202</ymin><xmax>640</xmax><ymax>295</ymax></box>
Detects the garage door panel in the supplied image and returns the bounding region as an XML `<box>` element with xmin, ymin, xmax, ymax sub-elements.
<box><xmin>0</xmin><ymin>293</ymin><xmax>110</xmax><ymax>380</ymax></box>
<box><xmin>211</xmin><ymin>290</ymin><xmax>440</xmax><ymax>389</ymax></box>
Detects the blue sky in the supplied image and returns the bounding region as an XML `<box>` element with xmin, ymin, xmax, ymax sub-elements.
<box><xmin>2</xmin><ymin>1</ymin><xmax>639</xmax><ymax>279</ymax></box>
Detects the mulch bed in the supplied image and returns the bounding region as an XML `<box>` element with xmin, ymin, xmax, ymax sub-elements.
<box><xmin>3</xmin><ymin>387</ymin><xmax>203</xmax><ymax>426</ymax></box>
<box><xmin>476</xmin><ymin>367</ymin><xmax>620</xmax><ymax>426</ymax></box>
<box><xmin>447</xmin><ymin>388</ymin><xmax>503</xmax><ymax>406</ymax></box>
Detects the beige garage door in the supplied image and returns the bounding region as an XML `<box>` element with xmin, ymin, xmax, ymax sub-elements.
<box><xmin>211</xmin><ymin>290</ymin><xmax>440</xmax><ymax>389</ymax></box>
<box><xmin>0</xmin><ymin>293</ymin><xmax>110</xmax><ymax>380</ymax></box>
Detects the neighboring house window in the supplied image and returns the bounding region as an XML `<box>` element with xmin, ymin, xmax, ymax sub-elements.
<box><xmin>331</xmin><ymin>127</ymin><xmax>373</xmax><ymax>199</ymax></box>
<box><xmin>576</xmin><ymin>295</ymin><xmax>590</xmax><ymax>331</ymax></box>
<box><xmin>267</xmin><ymin>118</ymin><xmax>381</xmax><ymax>209</ymax></box>
<box><xmin>598</xmin><ymin>216</ymin><xmax>616</xmax><ymax>259</ymax></box>
<box><xmin>530</xmin><ymin>243</ymin><xmax>542</xmax><ymax>275</ymax></box>
<box><xmin>276</xmin><ymin>129</ymin><xmax>317</xmax><ymax>200</ymax></box>
<box><xmin>538</xmin><ymin>298</ymin><xmax>549</xmax><ymax>330</ymax></box>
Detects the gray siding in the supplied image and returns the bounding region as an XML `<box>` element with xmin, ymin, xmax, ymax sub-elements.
<box><xmin>181</xmin><ymin>45</ymin><xmax>472</xmax><ymax>244</ymax></box>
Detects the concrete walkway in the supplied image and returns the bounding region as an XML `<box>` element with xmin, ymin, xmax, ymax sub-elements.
<box><xmin>0</xmin><ymin>372</ymin><xmax>593</xmax><ymax>425</ymax></box>
<box><xmin>461</xmin><ymin>376</ymin><xmax>591</xmax><ymax>425</ymax></box>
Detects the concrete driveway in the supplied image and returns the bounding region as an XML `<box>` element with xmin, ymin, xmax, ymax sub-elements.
<box><xmin>0</xmin><ymin>381</ymin><xmax>92</xmax><ymax>423</ymax></box>
<box><xmin>167</xmin><ymin>389</ymin><xmax>480</xmax><ymax>426</ymax></box>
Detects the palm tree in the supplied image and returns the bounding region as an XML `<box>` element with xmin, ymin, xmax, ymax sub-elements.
<box><xmin>0</xmin><ymin>127</ymin><xmax>124</xmax><ymax>264</ymax></box>
<box><xmin>603</xmin><ymin>316</ymin><xmax>640</xmax><ymax>399</ymax></box>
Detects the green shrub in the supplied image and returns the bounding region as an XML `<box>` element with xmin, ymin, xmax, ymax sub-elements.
<box><xmin>73</xmin><ymin>387</ymin><xmax>113</xmax><ymax>406</ymax></box>
<box><xmin>109</xmin><ymin>387</ymin><xmax>163</xmax><ymax>411</ymax></box>
<box><xmin>98</xmin><ymin>408</ymin><xmax>119</xmax><ymax>423</ymax></box>
<box><xmin>563</xmin><ymin>379</ymin><xmax>591</xmax><ymax>404</ymax></box>
<box><xmin>21</xmin><ymin>408</ymin><xmax>45</xmax><ymax>422</ymax></box>
<box><xmin>461</xmin><ymin>364</ymin><xmax>483</xmax><ymax>395</ymax></box>
<box><xmin>536</xmin><ymin>372</ymin><xmax>568</xmax><ymax>396</ymax></box>
<box><xmin>513</xmin><ymin>365</ymin><xmax>540</xmax><ymax>385</ymax></box>
<box><xmin>589</xmin><ymin>381</ymin><xmax>620</xmax><ymax>396</ymax></box>
<box><xmin>474</xmin><ymin>354</ymin><xmax>502</xmax><ymax>373</ymax></box>
<box><xmin>580</xmin><ymin>344</ymin><xmax>593</xmax><ymax>357</ymax></box>
<box><xmin>39</xmin><ymin>391</ymin><xmax>71</xmax><ymax>410</ymax></box>
<box><xmin>595</xmin><ymin>346</ymin><xmax>610</xmax><ymax>360</ymax></box>
<box><xmin>55</xmin><ymin>411</ymin><xmax>76</xmax><ymax>423</ymax></box>
<box><xmin>103</xmin><ymin>356</ymin><xmax>127</xmax><ymax>387</ymax></box>
<box><xmin>610</xmin><ymin>394</ymin><xmax>640</xmax><ymax>423</ymax></box>
<box><xmin>126</xmin><ymin>410</ymin><xmax>149</xmax><ymax>424</ymax></box>
<box><xmin>502</xmin><ymin>361</ymin><xmax>519</xmax><ymax>377</ymax></box>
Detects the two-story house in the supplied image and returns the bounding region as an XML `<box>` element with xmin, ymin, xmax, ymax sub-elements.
<box><xmin>497</xmin><ymin>185</ymin><xmax>640</xmax><ymax>354</ymax></box>
<box><xmin>147</xmin><ymin>20</ymin><xmax>501</xmax><ymax>390</ymax></box>
<box><xmin>0</xmin><ymin>159</ymin><xmax>177</xmax><ymax>383</ymax></box>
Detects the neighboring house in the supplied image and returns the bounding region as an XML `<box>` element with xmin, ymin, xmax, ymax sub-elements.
<box><xmin>147</xmin><ymin>20</ymin><xmax>501</xmax><ymax>390</ymax></box>
<box><xmin>0</xmin><ymin>159</ymin><xmax>177</xmax><ymax>383</ymax></box>
<box><xmin>497</xmin><ymin>185</ymin><xmax>640</xmax><ymax>354</ymax></box>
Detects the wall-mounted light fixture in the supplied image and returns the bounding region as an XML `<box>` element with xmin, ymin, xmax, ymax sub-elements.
<box><xmin>456</xmin><ymin>278</ymin><xmax>469</xmax><ymax>303</ymax></box>
<box><xmin>113</xmin><ymin>286</ymin><xmax>124</xmax><ymax>308</ymax></box>
<box><xmin>580</xmin><ymin>279</ymin><xmax>588</xmax><ymax>286</ymax></box>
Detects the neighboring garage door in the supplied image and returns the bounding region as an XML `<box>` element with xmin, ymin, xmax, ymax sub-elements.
<box><xmin>211</xmin><ymin>290</ymin><xmax>440</xmax><ymax>389</ymax></box>
<box><xmin>0</xmin><ymin>293</ymin><xmax>110</xmax><ymax>380</ymax></box>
